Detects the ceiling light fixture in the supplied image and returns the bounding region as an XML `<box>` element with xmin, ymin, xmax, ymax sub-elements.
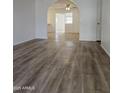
<box><xmin>66</xmin><ymin>4</ymin><xmax>71</xmax><ymax>11</ymax></box>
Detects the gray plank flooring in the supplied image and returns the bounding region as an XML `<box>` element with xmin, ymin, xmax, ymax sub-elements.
<box><xmin>13</xmin><ymin>38</ymin><xmax>110</xmax><ymax>93</ymax></box>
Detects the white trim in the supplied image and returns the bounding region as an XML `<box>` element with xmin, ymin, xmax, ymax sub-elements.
<box><xmin>101</xmin><ymin>44</ymin><xmax>110</xmax><ymax>56</ymax></box>
<box><xmin>13</xmin><ymin>37</ymin><xmax>35</xmax><ymax>46</ymax></box>
<box><xmin>79</xmin><ymin>39</ymin><xmax>96</xmax><ymax>41</ymax></box>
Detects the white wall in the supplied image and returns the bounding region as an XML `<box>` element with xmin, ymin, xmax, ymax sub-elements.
<box><xmin>101</xmin><ymin>0</ymin><xmax>110</xmax><ymax>55</ymax></box>
<box><xmin>13</xmin><ymin>0</ymin><xmax>35</xmax><ymax>45</ymax></box>
<box><xmin>35</xmin><ymin>0</ymin><xmax>97</xmax><ymax>41</ymax></box>
<box><xmin>96</xmin><ymin>0</ymin><xmax>102</xmax><ymax>41</ymax></box>
<box><xmin>77</xmin><ymin>0</ymin><xmax>97</xmax><ymax>41</ymax></box>
<box><xmin>35</xmin><ymin>0</ymin><xmax>49</xmax><ymax>39</ymax></box>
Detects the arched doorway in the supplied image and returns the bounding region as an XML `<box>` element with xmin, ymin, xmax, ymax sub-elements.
<box><xmin>47</xmin><ymin>0</ymin><xmax>80</xmax><ymax>41</ymax></box>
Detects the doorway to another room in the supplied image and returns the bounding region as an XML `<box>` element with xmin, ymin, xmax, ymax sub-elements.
<box><xmin>56</xmin><ymin>13</ymin><xmax>65</xmax><ymax>33</ymax></box>
<box><xmin>55</xmin><ymin>13</ymin><xmax>65</xmax><ymax>40</ymax></box>
<box><xmin>47</xmin><ymin>0</ymin><xmax>80</xmax><ymax>41</ymax></box>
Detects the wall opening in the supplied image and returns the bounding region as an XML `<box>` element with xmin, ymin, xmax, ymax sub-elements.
<box><xmin>56</xmin><ymin>13</ymin><xmax>65</xmax><ymax>33</ymax></box>
<box><xmin>47</xmin><ymin>0</ymin><xmax>80</xmax><ymax>41</ymax></box>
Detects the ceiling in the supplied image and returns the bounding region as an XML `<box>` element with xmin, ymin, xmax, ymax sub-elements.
<box><xmin>50</xmin><ymin>0</ymin><xmax>77</xmax><ymax>9</ymax></box>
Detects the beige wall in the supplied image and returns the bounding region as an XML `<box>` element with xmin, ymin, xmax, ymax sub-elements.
<box><xmin>48</xmin><ymin>7</ymin><xmax>80</xmax><ymax>33</ymax></box>
<box><xmin>47</xmin><ymin>8</ymin><xmax>55</xmax><ymax>32</ymax></box>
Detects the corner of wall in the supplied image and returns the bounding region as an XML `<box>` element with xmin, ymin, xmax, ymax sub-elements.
<box><xmin>101</xmin><ymin>44</ymin><xmax>110</xmax><ymax>56</ymax></box>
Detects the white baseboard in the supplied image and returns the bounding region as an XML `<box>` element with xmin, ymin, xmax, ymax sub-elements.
<box><xmin>79</xmin><ymin>39</ymin><xmax>96</xmax><ymax>41</ymax></box>
<box><xmin>101</xmin><ymin>44</ymin><xmax>110</xmax><ymax>56</ymax></box>
<box><xmin>13</xmin><ymin>37</ymin><xmax>35</xmax><ymax>46</ymax></box>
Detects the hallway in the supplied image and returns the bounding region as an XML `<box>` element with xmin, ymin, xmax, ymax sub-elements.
<box><xmin>13</xmin><ymin>38</ymin><xmax>110</xmax><ymax>93</ymax></box>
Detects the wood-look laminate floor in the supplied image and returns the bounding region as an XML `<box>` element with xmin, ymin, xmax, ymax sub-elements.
<box><xmin>48</xmin><ymin>32</ymin><xmax>79</xmax><ymax>41</ymax></box>
<box><xmin>13</xmin><ymin>33</ymin><xmax>110</xmax><ymax>93</ymax></box>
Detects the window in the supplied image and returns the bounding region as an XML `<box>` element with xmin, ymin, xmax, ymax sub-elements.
<box><xmin>65</xmin><ymin>13</ymin><xmax>73</xmax><ymax>24</ymax></box>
